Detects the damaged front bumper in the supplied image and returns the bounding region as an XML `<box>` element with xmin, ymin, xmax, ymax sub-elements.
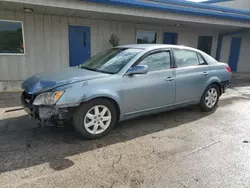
<box><xmin>21</xmin><ymin>92</ymin><xmax>76</xmax><ymax>125</ymax></box>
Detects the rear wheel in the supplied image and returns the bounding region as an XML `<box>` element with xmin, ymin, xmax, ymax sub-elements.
<box><xmin>200</xmin><ymin>84</ymin><xmax>220</xmax><ymax>112</ymax></box>
<box><xmin>73</xmin><ymin>99</ymin><xmax>117</xmax><ymax>139</ymax></box>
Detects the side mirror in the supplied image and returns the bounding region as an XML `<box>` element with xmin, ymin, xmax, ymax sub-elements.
<box><xmin>126</xmin><ymin>65</ymin><xmax>148</xmax><ymax>75</ymax></box>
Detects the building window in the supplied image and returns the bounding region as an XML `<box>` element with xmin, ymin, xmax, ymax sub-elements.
<box><xmin>136</xmin><ymin>31</ymin><xmax>157</xmax><ymax>44</ymax></box>
<box><xmin>0</xmin><ymin>20</ymin><xmax>24</xmax><ymax>54</ymax></box>
<box><xmin>197</xmin><ymin>36</ymin><xmax>212</xmax><ymax>55</ymax></box>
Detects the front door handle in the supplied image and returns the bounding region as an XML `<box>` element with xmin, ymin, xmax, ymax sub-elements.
<box><xmin>165</xmin><ymin>77</ymin><xmax>174</xmax><ymax>81</ymax></box>
<box><xmin>202</xmin><ymin>71</ymin><xmax>208</xmax><ymax>76</ymax></box>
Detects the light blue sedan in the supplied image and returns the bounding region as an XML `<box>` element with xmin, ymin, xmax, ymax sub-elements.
<box><xmin>21</xmin><ymin>44</ymin><xmax>232</xmax><ymax>139</ymax></box>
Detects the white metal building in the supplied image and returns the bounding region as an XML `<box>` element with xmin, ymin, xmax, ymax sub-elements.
<box><xmin>0</xmin><ymin>0</ymin><xmax>250</xmax><ymax>91</ymax></box>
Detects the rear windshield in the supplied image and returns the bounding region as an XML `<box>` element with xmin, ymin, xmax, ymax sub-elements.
<box><xmin>79</xmin><ymin>48</ymin><xmax>142</xmax><ymax>74</ymax></box>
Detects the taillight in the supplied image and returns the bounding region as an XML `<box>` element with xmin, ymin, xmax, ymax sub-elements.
<box><xmin>226</xmin><ymin>66</ymin><xmax>232</xmax><ymax>73</ymax></box>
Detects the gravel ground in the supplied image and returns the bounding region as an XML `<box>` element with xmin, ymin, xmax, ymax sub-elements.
<box><xmin>0</xmin><ymin>77</ymin><xmax>250</xmax><ymax>188</ymax></box>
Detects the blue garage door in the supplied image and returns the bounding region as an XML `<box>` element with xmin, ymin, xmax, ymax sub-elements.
<box><xmin>69</xmin><ymin>25</ymin><xmax>91</xmax><ymax>67</ymax></box>
<box><xmin>228</xmin><ymin>37</ymin><xmax>241</xmax><ymax>72</ymax></box>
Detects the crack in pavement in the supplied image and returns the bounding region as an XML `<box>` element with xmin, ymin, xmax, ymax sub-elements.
<box><xmin>112</xmin><ymin>155</ymin><xmax>122</xmax><ymax>169</ymax></box>
<box><xmin>183</xmin><ymin>141</ymin><xmax>220</xmax><ymax>157</ymax></box>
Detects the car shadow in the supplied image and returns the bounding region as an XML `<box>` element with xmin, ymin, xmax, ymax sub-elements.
<box><xmin>219</xmin><ymin>96</ymin><xmax>250</xmax><ymax>106</ymax></box>
<box><xmin>0</xmin><ymin>105</ymin><xmax>215</xmax><ymax>174</ymax></box>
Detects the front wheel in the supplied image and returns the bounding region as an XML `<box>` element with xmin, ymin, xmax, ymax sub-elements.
<box><xmin>73</xmin><ymin>99</ymin><xmax>117</xmax><ymax>139</ymax></box>
<box><xmin>200</xmin><ymin>84</ymin><xmax>220</xmax><ymax>112</ymax></box>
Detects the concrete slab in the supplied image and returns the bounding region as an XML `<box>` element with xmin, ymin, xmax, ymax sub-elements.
<box><xmin>0</xmin><ymin>81</ymin><xmax>22</xmax><ymax>92</ymax></box>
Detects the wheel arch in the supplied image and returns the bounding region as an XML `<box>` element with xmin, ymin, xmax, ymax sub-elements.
<box><xmin>205</xmin><ymin>77</ymin><xmax>222</xmax><ymax>95</ymax></box>
<box><xmin>210</xmin><ymin>82</ymin><xmax>222</xmax><ymax>95</ymax></box>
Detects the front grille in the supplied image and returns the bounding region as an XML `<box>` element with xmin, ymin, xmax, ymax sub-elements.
<box><xmin>23</xmin><ymin>92</ymin><xmax>35</xmax><ymax>104</ymax></box>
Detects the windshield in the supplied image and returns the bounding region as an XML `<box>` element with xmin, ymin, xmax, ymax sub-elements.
<box><xmin>79</xmin><ymin>48</ymin><xmax>142</xmax><ymax>74</ymax></box>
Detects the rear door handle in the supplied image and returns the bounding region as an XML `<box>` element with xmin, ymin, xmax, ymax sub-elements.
<box><xmin>165</xmin><ymin>77</ymin><xmax>174</xmax><ymax>81</ymax></box>
<box><xmin>202</xmin><ymin>71</ymin><xmax>208</xmax><ymax>76</ymax></box>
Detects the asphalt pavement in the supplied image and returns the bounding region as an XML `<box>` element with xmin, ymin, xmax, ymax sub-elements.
<box><xmin>0</xmin><ymin>76</ymin><xmax>250</xmax><ymax>188</ymax></box>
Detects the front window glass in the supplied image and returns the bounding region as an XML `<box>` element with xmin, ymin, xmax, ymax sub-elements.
<box><xmin>139</xmin><ymin>51</ymin><xmax>171</xmax><ymax>72</ymax></box>
<box><xmin>137</xmin><ymin>31</ymin><xmax>157</xmax><ymax>44</ymax></box>
<box><xmin>0</xmin><ymin>21</ymin><xmax>24</xmax><ymax>54</ymax></box>
<box><xmin>79</xmin><ymin>48</ymin><xmax>142</xmax><ymax>74</ymax></box>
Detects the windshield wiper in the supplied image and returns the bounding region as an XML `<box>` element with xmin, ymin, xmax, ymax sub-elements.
<box><xmin>80</xmin><ymin>67</ymin><xmax>97</xmax><ymax>71</ymax></box>
<box><xmin>95</xmin><ymin>69</ymin><xmax>113</xmax><ymax>74</ymax></box>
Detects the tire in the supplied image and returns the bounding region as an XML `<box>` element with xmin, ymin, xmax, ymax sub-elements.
<box><xmin>200</xmin><ymin>84</ymin><xmax>220</xmax><ymax>112</ymax></box>
<box><xmin>73</xmin><ymin>98</ymin><xmax>117</xmax><ymax>139</ymax></box>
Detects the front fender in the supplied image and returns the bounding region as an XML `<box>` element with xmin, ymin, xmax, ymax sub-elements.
<box><xmin>55</xmin><ymin>82</ymin><xmax>121</xmax><ymax>109</ymax></box>
<box><xmin>81</xmin><ymin>89</ymin><xmax>121</xmax><ymax>106</ymax></box>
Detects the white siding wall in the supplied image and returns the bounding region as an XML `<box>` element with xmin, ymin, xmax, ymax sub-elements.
<box><xmin>0</xmin><ymin>10</ymin><xmax>220</xmax><ymax>81</ymax></box>
<box><xmin>238</xmin><ymin>35</ymin><xmax>250</xmax><ymax>72</ymax></box>
<box><xmin>220</xmin><ymin>36</ymin><xmax>231</xmax><ymax>64</ymax></box>
<box><xmin>219</xmin><ymin>32</ymin><xmax>250</xmax><ymax>72</ymax></box>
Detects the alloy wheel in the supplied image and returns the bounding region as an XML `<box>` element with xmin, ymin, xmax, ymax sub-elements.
<box><xmin>84</xmin><ymin>105</ymin><xmax>112</xmax><ymax>135</ymax></box>
<box><xmin>205</xmin><ymin>88</ymin><xmax>218</xmax><ymax>108</ymax></box>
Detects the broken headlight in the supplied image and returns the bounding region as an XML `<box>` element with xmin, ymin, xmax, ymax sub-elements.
<box><xmin>33</xmin><ymin>91</ymin><xmax>64</xmax><ymax>105</ymax></box>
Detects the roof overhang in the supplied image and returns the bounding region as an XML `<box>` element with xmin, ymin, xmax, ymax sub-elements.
<box><xmin>202</xmin><ymin>0</ymin><xmax>232</xmax><ymax>4</ymax></box>
<box><xmin>85</xmin><ymin>0</ymin><xmax>250</xmax><ymax>22</ymax></box>
<box><xmin>0</xmin><ymin>0</ymin><xmax>249</xmax><ymax>30</ymax></box>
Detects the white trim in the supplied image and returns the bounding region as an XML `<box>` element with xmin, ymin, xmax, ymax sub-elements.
<box><xmin>0</xmin><ymin>20</ymin><xmax>26</xmax><ymax>56</ymax></box>
<box><xmin>136</xmin><ymin>30</ymin><xmax>158</xmax><ymax>44</ymax></box>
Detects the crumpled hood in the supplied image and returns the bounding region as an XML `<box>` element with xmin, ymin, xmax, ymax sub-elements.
<box><xmin>22</xmin><ymin>67</ymin><xmax>109</xmax><ymax>94</ymax></box>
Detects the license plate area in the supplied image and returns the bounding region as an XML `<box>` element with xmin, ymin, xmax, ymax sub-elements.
<box><xmin>39</xmin><ymin>107</ymin><xmax>57</xmax><ymax>119</ymax></box>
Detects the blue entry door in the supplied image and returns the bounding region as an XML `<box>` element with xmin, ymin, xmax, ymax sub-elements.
<box><xmin>228</xmin><ymin>37</ymin><xmax>241</xmax><ymax>72</ymax></box>
<box><xmin>163</xmin><ymin>32</ymin><xmax>178</xmax><ymax>44</ymax></box>
<box><xmin>69</xmin><ymin>25</ymin><xmax>91</xmax><ymax>67</ymax></box>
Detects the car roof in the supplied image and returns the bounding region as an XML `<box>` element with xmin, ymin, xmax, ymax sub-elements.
<box><xmin>118</xmin><ymin>44</ymin><xmax>197</xmax><ymax>51</ymax></box>
<box><xmin>117</xmin><ymin>44</ymin><xmax>218</xmax><ymax>64</ymax></box>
